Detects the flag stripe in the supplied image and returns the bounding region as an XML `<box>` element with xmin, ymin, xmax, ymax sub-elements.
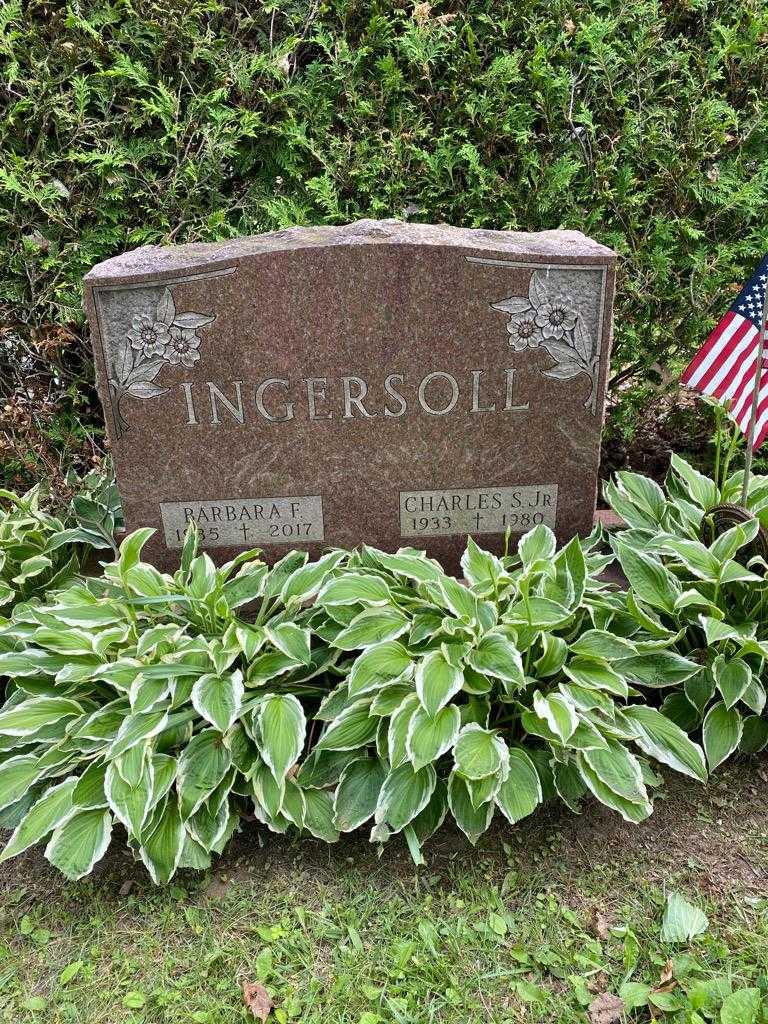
<box><xmin>682</xmin><ymin>253</ymin><xmax>768</xmax><ymax>453</ymax></box>
<box><xmin>719</xmin><ymin>350</ymin><xmax>757</xmax><ymax>405</ymax></box>
<box><xmin>736</xmin><ymin>377</ymin><xmax>768</xmax><ymax>432</ymax></box>
<box><xmin>731</xmin><ymin>366</ymin><xmax>765</xmax><ymax>425</ymax></box>
<box><xmin>696</xmin><ymin>319</ymin><xmax>755</xmax><ymax>394</ymax></box>
<box><xmin>683</xmin><ymin>312</ymin><xmax>742</xmax><ymax>387</ymax></box>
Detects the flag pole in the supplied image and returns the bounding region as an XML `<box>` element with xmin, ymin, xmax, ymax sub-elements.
<box><xmin>740</xmin><ymin>283</ymin><xmax>768</xmax><ymax>507</ymax></box>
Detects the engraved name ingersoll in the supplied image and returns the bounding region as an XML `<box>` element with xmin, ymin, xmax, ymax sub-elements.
<box><xmin>178</xmin><ymin>369</ymin><xmax>529</xmax><ymax>426</ymax></box>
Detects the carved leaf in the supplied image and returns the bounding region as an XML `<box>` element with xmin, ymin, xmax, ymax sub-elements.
<box><xmin>173</xmin><ymin>311</ymin><xmax>215</xmax><ymax>329</ymax></box>
<box><xmin>490</xmin><ymin>296</ymin><xmax>530</xmax><ymax>315</ymax></box>
<box><xmin>573</xmin><ymin>318</ymin><xmax>594</xmax><ymax>362</ymax></box>
<box><xmin>529</xmin><ymin>271</ymin><xmax>549</xmax><ymax>307</ymax></box>
<box><xmin>127</xmin><ymin>381</ymin><xmax>170</xmax><ymax>399</ymax></box>
<box><xmin>542</xmin><ymin>361</ymin><xmax>585</xmax><ymax>380</ymax></box>
<box><xmin>127</xmin><ymin>358</ymin><xmax>165</xmax><ymax>385</ymax></box>
<box><xmin>156</xmin><ymin>288</ymin><xmax>176</xmax><ymax>326</ymax></box>
<box><xmin>540</xmin><ymin>338</ymin><xmax>578</xmax><ymax>364</ymax></box>
<box><xmin>113</xmin><ymin>342</ymin><xmax>134</xmax><ymax>384</ymax></box>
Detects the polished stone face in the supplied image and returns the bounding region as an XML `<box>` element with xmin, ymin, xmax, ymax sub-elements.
<box><xmin>84</xmin><ymin>219</ymin><xmax>616</xmax><ymax>570</ymax></box>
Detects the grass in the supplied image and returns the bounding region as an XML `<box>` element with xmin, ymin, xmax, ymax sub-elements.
<box><xmin>0</xmin><ymin>757</ymin><xmax>766</xmax><ymax>1023</ymax></box>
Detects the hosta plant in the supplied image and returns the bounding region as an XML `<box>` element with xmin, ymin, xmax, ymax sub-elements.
<box><xmin>605</xmin><ymin>455</ymin><xmax>768</xmax><ymax>767</ymax></box>
<box><xmin>0</xmin><ymin>527</ymin><xmax>347</xmax><ymax>880</ymax></box>
<box><xmin>0</xmin><ymin>470</ymin><xmax>120</xmax><ymax>621</ymax></box>
<box><xmin>0</xmin><ymin>521</ymin><xmax>709</xmax><ymax>882</ymax></box>
<box><xmin>299</xmin><ymin>528</ymin><xmax>708</xmax><ymax>862</ymax></box>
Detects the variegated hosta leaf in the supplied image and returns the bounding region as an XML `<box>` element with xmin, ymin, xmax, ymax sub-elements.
<box><xmin>447</xmin><ymin>771</ymin><xmax>494</xmax><ymax>845</ymax></box>
<box><xmin>177</xmin><ymin>729</ymin><xmax>232</xmax><ymax>820</ymax></box>
<box><xmin>256</xmin><ymin>694</ymin><xmax>306</xmax><ymax>782</ymax></box>
<box><xmin>375</xmin><ymin>762</ymin><xmax>437</xmax><ymax>832</ymax></box>
<box><xmin>192</xmin><ymin>670</ymin><xmax>243</xmax><ymax>733</ymax></box>
<box><xmin>453</xmin><ymin>725</ymin><xmax>505</xmax><ymax>780</ymax></box>
<box><xmin>348</xmin><ymin>641</ymin><xmax>412</xmax><ymax>698</ymax></box>
<box><xmin>139</xmin><ymin>800</ymin><xmax>185</xmax><ymax>885</ymax></box>
<box><xmin>495</xmin><ymin>749</ymin><xmax>542</xmax><ymax>824</ymax></box>
<box><xmin>415</xmin><ymin>650</ymin><xmax>463</xmax><ymax>716</ymax></box>
<box><xmin>0</xmin><ymin>777</ymin><xmax>77</xmax><ymax>863</ymax></box>
<box><xmin>406</xmin><ymin>705</ymin><xmax>460</xmax><ymax>772</ymax></box>
<box><xmin>44</xmin><ymin>808</ymin><xmax>113</xmax><ymax>881</ymax></box>
<box><xmin>333</xmin><ymin>757</ymin><xmax>387</xmax><ymax>832</ymax></box>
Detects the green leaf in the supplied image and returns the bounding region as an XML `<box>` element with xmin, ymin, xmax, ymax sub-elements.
<box><xmin>118</xmin><ymin>528</ymin><xmax>155</xmax><ymax>573</ymax></box>
<box><xmin>302</xmin><ymin>788</ymin><xmax>339</xmax><ymax>843</ymax></box>
<box><xmin>576</xmin><ymin>755</ymin><xmax>650</xmax><ymax>824</ymax></box>
<box><xmin>720</xmin><ymin>988</ymin><xmax>761</xmax><ymax>1024</ymax></box>
<box><xmin>221</xmin><ymin>562</ymin><xmax>267</xmax><ymax>608</ymax></box>
<box><xmin>177</xmin><ymin>729</ymin><xmax>232</xmax><ymax>819</ymax></box>
<box><xmin>192</xmin><ymin>670</ymin><xmax>243</xmax><ymax>733</ymax></box>
<box><xmin>0</xmin><ymin>777</ymin><xmax>77</xmax><ymax>863</ymax></box>
<box><xmin>316</xmin><ymin>700</ymin><xmax>378</xmax><ymax>753</ymax></box>
<box><xmin>415</xmin><ymin>650</ymin><xmax>463</xmax><ymax>716</ymax></box>
<box><xmin>564</xmin><ymin>657</ymin><xmax>628</xmax><ymax>697</ymax></box>
<box><xmin>702</xmin><ymin>702</ymin><xmax>743</xmax><ymax>771</ymax></box>
<box><xmin>447</xmin><ymin>771</ymin><xmax>494</xmax><ymax>844</ymax></box>
<box><xmin>714</xmin><ymin>658</ymin><xmax>751</xmax><ymax>710</ymax></box>
<box><xmin>453</xmin><ymin>724</ymin><xmax>503</xmax><ymax>779</ymax></box>
<box><xmin>109</xmin><ymin>707</ymin><xmax>169</xmax><ymax>759</ymax></box>
<box><xmin>333</xmin><ymin>757</ymin><xmax>386</xmax><ymax>832</ymax></box>
<box><xmin>669</xmin><ymin>454</ymin><xmax>718</xmax><ymax>510</ymax></box>
<box><xmin>140</xmin><ymin>800</ymin><xmax>185</xmax><ymax>884</ymax></box>
<box><xmin>331</xmin><ymin>608</ymin><xmax>410</xmax><ymax>651</ymax></box>
<box><xmin>348</xmin><ymin>641</ymin><xmax>412</xmax><ymax>697</ymax></box>
<box><xmin>376</xmin><ymin>762</ymin><xmax>436</xmax><ymax>832</ymax></box>
<box><xmin>623</xmin><ymin>706</ymin><xmax>707</xmax><ymax>782</ymax></box>
<box><xmin>617</xmin><ymin>651</ymin><xmax>700</xmax><ymax>688</ymax></box>
<box><xmin>582</xmin><ymin>740</ymin><xmax>649</xmax><ymax>808</ymax></box>
<box><xmin>257</xmin><ymin>694</ymin><xmax>306</xmax><ymax>781</ymax></box>
<box><xmin>0</xmin><ymin>755</ymin><xmax>48</xmax><ymax>812</ymax></box>
<box><xmin>374</xmin><ymin>549</ymin><xmax>443</xmax><ymax>583</ymax></box>
<box><xmin>317</xmin><ymin>573</ymin><xmax>392</xmax><ymax>607</ymax></box>
<box><xmin>740</xmin><ymin>716</ymin><xmax>768</xmax><ymax>754</ymax></box>
<box><xmin>612</xmin><ymin>539</ymin><xmax>681</xmax><ymax>614</ymax></box>
<box><xmin>279</xmin><ymin>551</ymin><xmax>344</xmax><ymax>604</ymax></box>
<box><xmin>518</xmin><ymin>523</ymin><xmax>556</xmax><ymax>566</ymax></box>
<box><xmin>461</xmin><ymin>537</ymin><xmax>503</xmax><ymax>586</ymax></box>
<box><xmin>495</xmin><ymin>748</ymin><xmax>541</xmax><ymax>824</ymax></box>
<box><xmin>105</xmin><ymin>763</ymin><xmax>154</xmax><ymax>837</ymax></box>
<box><xmin>658</xmin><ymin>537</ymin><xmax>720</xmax><ymax>581</ymax></box>
<box><xmin>439</xmin><ymin>575</ymin><xmax>484</xmax><ymax>622</ymax></box>
<box><xmin>532</xmin><ymin>691</ymin><xmax>578</xmax><ymax>743</ymax></box>
<box><xmin>265</xmin><ymin>623</ymin><xmax>312</xmax><ymax>665</ymax></box>
<box><xmin>406</xmin><ymin>704</ymin><xmax>461</xmax><ymax>771</ymax></box>
<box><xmin>0</xmin><ymin>696</ymin><xmax>82</xmax><ymax>736</ymax></box>
<box><xmin>660</xmin><ymin>891</ymin><xmax>709</xmax><ymax>943</ymax></box>
<box><xmin>467</xmin><ymin>633</ymin><xmax>525</xmax><ymax>685</ymax></box>
<box><xmin>387</xmin><ymin>693</ymin><xmax>420</xmax><ymax>767</ymax></box>
<box><xmin>570</xmin><ymin>630</ymin><xmax>637</xmax><ymax>660</ymax></box>
<box><xmin>59</xmin><ymin>960</ymin><xmax>83</xmax><ymax>985</ymax></box>
<box><xmin>44</xmin><ymin>808</ymin><xmax>112</xmax><ymax>881</ymax></box>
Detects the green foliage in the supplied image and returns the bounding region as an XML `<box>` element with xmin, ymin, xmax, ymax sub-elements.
<box><xmin>0</xmin><ymin>516</ymin><xmax>715</xmax><ymax>883</ymax></box>
<box><xmin>0</xmin><ymin>470</ymin><xmax>119</xmax><ymax>618</ymax></box>
<box><xmin>606</xmin><ymin>455</ymin><xmax>768</xmax><ymax>764</ymax></box>
<box><xmin>1</xmin><ymin>0</ymin><xmax>767</xmax><ymax>438</ymax></box>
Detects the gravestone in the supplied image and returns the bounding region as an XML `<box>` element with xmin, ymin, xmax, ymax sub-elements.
<box><xmin>84</xmin><ymin>220</ymin><xmax>616</xmax><ymax>571</ymax></box>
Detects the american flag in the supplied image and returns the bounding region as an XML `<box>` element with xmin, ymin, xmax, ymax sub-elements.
<box><xmin>682</xmin><ymin>254</ymin><xmax>768</xmax><ymax>451</ymax></box>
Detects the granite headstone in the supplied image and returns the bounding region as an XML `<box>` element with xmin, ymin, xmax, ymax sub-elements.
<box><xmin>84</xmin><ymin>220</ymin><xmax>616</xmax><ymax>570</ymax></box>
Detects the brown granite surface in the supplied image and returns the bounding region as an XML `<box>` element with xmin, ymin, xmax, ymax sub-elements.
<box><xmin>84</xmin><ymin>219</ymin><xmax>616</xmax><ymax>571</ymax></box>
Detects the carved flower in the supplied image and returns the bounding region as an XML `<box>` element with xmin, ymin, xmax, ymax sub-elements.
<box><xmin>534</xmin><ymin>301</ymin><xmax>577</xmax><ymax>340</ymax></box>
<box><xmin>127</xmin><ymin>315</ymin><xmax>171</xmax><ymax>358</ymax></box>
<box><xmin>164</xmin><ymin>325</ymin><xmax>202</xmax><ymax>367</ymax></box>
<box><xmin>506</xmin><ymin>313</ymin><xmax>542</xmax><ymax>351</ymax></box>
